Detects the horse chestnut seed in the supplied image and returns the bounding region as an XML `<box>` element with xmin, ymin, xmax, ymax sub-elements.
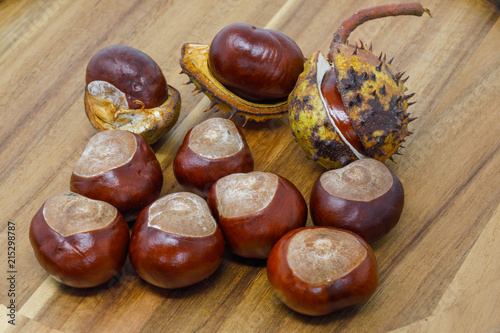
<box><xmin>86</xmin><ymin>45</ymin><xmax>168</xmax><ymax>109</ymax></box>
<box><xmin>129</xmin><ymin>192</ymin><xmax>225</xmax><ymax>289</ymax></box>
<box><xmin>207</xmin><ymin>171</ymin><xmax>307</xmax><ymax>259</ymax></box>
<box><xmin>310</xmin><ymin>158</ymin><xmax>404</xmax><ymax>243</ymax></box>
<box><xmin>173</xmin><ymin>117</ymin><xmax>254</xmax><ymax>196</ymax></box>
<box><xmin>208</xmin><ymin>23</ymin><xmax>304</xmax><ymax>103</ymax></box>
<box><xmin>267</xmin><ymin>226</ymin><xmax>378</xmax><ymax>316</ymax></box>
<box><xmin>70</xmin><ymin>129</ymin><xmax>163</xmax><ymax>221</ymax></box>
<box><xmin>29</xmin><ymin>192</ymin><xmax>130</xmax><ymax>288</ymax></box>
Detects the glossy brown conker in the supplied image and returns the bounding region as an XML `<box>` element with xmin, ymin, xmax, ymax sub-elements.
<box><xmin>267</xmin><ymin>226</ymin><xmax>378</xmax><ymax>316</ymax></box>
<box><xmin>173</xmin><ymin>117</ymin><xmax>254</xmax><ymax>196</ymax></box>
<box><xmin>310</xmin><ymin>158</ymin><xmax>404</xmax><ymax>243</ymax></box>
<box><xmin>207</xmin><ymin>171</ymin><xmax>307</xmax><ymax>259</ymax></box>
<box><xmin>208</xmin><ymin>23</ymin><xmax>304</xmax><ymax>103</ymax></box>
<box><xmin>70</xmin><ymin>129</ymin><xmax>163</xmax><ymax>221</ymax></box>
<box><xmin>129</xmin><ymin>192</ymin><xmax>225</xmax><ymax>289</ymax></box>
<box><xmin>29</xmin><ymin>192</ymin><xmax>130</xmax><ymax>288</ymax></box>
<box><xmin>86</xmin><ymin>45</ymin><xmax>168</xmax><ymax>109</ymax></box>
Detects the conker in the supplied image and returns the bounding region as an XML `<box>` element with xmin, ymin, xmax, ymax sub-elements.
<box><xmin>207</xmin><ymin>171</ymin><xmax>307</xmax><ymax>259</ymax></box>
<box><xmin>173</xmin><ymin>117</ymin><xmax>254</xmax><ymax>196</ymax></box>
<box><xmin>310</xmin><ymin>158</ymin><xmax>404</xmax><ymax>243</ymax></box>
<box><xmin>129</xmin><ymin>192</ymin><xmax>225</xmax><ymax>289</ymax></box>
<box><xmin>208</xmin><ymin>23</ymin><xmax>305</xmax><ymax>103</ymax></box>
<box><xmin>29</xmin><ymin>192</ymin><xmax>130</xmax><ymax>288</ymax></box>
<box><xmin>70</xmin><ymin>129</ymin><xmax>163</xmax><ymax>221</ymax></box>
<box><xmin>267</xmin><ymin>226</ymin><xmax>378</xmax><ymax>316</ymax></box>
<box><xmin>86</xmin><ymin>45</ymin><xmax>168</xmax><ymax>109</ymax></box>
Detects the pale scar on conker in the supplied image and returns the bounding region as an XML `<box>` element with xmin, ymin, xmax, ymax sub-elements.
<box><xmin>289</xmin><ymin>2</ymin><xmax>431</xmax><ymax>169</ymax></box>
<box><xmin>147</xmin><ymin>192</ymin><xmax>217</xmax><ymax>237</ymax></box>
<box><xmin>188</xmin><ymin>118</ymin><xmax>245</xmax><ymax>159</ymax></box>
<box><xmin>43</xmin><ymin>192</ymin><xmax>118</xmax><ymax>237</ymax></box>
<box><xmin>286</xmin><ymin>228</ymin><xmax>367</xmax><ymax>284</ymax></box>
<box><xmin>214</xmin><ymin>171</ymin><xmax>278</xmax><ymax>218</ymax></box>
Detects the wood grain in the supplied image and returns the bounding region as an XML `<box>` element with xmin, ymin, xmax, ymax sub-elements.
<box><xmin>0</xmin><ymin>0</ymin><xmax>499</xmax><ymax>332</ymax></box>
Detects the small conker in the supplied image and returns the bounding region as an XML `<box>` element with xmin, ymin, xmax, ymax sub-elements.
<box><xmin>310</xmin><ymin>158</ymin><xmax>404</xmax><ymax>243</ymax></box>
<box><xmin>129</xmin><ymin>192</ymin><xmax>225</xmax><ymax>289</ymax></box>
<box><xmin>267</xmin><ymin>226</ymin><xmax>378</xmax><ymax>316</ymax></box>
<box><xmin>173</xmin><ymin>117</ymin><xmax>254</xmax><ymax>196</ymax></box>
<box><xmin>208</xmin><ymin>23</ymin><xmax>305</xmax><ymax>103</ymax></box>
<box><xmin>70</xmin><ymin>129</ymin><xmax>163</xmax><ymax>221</ymax></box>
<box><xmin>207</xmin><ymin>171</ymin><xmax>307</xmax><ymax>259</ymax></box>
<box><xmin>29</xmin><ymin>192</ymin><xmax>130</xmax><ymax>288</ymax></box>
<box><xmin>86</xmin><ymin>45</ymin><xmax>168</xmax><ymax>109</ymax></box>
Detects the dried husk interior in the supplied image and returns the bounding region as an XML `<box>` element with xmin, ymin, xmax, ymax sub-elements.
<box><xmin>84</xmin><ymin>85</ymin><xmax>181</xmax><ymax>144</ymax></box>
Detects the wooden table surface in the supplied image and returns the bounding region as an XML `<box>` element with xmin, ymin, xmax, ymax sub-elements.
<box><xmin>1</xmin><ymin>0</ymin><xmax>499</xmax><ymax>332</ymax></box>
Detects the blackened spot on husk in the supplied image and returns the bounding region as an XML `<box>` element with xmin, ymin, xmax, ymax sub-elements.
<box><xmin>380</xmin><ymin>85</ymin><xmax>386</xmax><ymax>96</ymax></box>
<box><xmin>340</xmin><ymin>66</ymin><xmax>369</xmax><ymax>93</ymax></box>
<box><xmin>290</xmin><ymin>95</ymin><xmax>313</xmax><ymax>117</ymax></box>
<box><xmin>309</xmin><ymin>125</ymin><xmax>355</xmax><ymax>165</ymax></box>
<box><xmin>370</xmin><ymin>73</ymin><xmax>377</xmax><ymax>81</ymax></box>
<box><xmin>351</xmin><ymin>93</ymin><xmax>407</xmax><ymax>156</ymax></box>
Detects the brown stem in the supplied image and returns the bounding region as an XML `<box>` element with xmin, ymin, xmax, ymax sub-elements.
<box><xmin>327</xmin><ymin>2</ymin><xmax>431</xmax><ymax>61</ymax></box>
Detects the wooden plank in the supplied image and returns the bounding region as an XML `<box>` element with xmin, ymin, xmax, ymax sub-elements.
<box><xmin>0</xmin><ymin>0</ymin><xmax>499</xmax><ymax>332</ymax></box>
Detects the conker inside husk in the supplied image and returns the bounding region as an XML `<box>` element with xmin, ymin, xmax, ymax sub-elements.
<box><xmin>85</xmin><ymin>45</ymin><xmax>181</xmax><ymax>144</ymax></box>
<box><xmin>208</xmin><ymin>23</ymin><xmax>304</xmax><ymax>103</ymax></box>
<box><xmin>180</xmin><ymin>24</ymin><xmax>304</xmax><ymax>122</ymax></box>
<box><xmin>288</xmin><ymin>3</ymin><xmax>430</xmax><ymax>169</ymax></box>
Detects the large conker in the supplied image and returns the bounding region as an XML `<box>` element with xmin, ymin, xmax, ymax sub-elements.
<box><xmin>288</xmin><ymin>3</ymin><xmax>431</xmax><ymax>169</ymax></box>
<box><xmin>207</xmin><ymin>171</ymin><xmax>307</xmax><ymax>259</ymax></box>
<box><xmin>129</xmin><ymin>192</ymin><xmax>225</xmax><ymax>289</ymax></box>
<box><xmin>85</xmin><ymin>45</ymin><xmax>181</xmax><ymax>144</ymax></box>
<box><xmin>173</xmin><ymin>117</ymin><xmax>254</xmax><ymax>196</ymax></box>
<box><xmin>310</xmin><ymin>158</ymin><xmax>404</xmax><ymax>243</ymax></box>
<box><xmin>267</xmin><ymin>226</ymin><xmax>378</xmax><ymax>316</ymax></box>
<box><xmin>208</xmin><ymin>23</ymin><xmax>304</xmax><ymax>103</ymax></box>
<box><xmin>70</xmin><ymin>129</ymin><xmax>163</xmax><ymax>221</ymax></box>
<box><xmin>29</xmin><ymin>192</ymin><xmax>130</xmax><ymax>288</ymax></box>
